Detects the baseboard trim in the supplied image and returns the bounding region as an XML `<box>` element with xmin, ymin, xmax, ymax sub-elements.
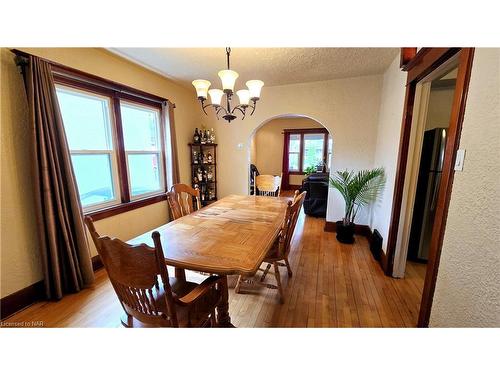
<box><xmin>91</xmin><ymin>254</ymin><xmax>103</xmax><ymax>271</ymax></box>
<box><xmin>1</xmin><ymin>254</ymin><xmax>104</xmax><ymax>321</ymax></box>
<box><xmin>324</xmin><ymin>221</ymin><xmax>390</xmax><ymax>275</ymax></box>
<box><xmin>0</xmin><ymin>281</ymin><xmax>45</xmax><ymax>320</ymax></box>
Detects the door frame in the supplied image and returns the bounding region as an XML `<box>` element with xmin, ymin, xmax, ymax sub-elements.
<box><xmin>385</xmin><ymin>48</ymin><xmax>475</xmax><ymax>327</ymax></box>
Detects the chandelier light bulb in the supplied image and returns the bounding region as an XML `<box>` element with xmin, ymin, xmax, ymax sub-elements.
<box><xmin>246</xmin><ymin>80</ymin><xmax>264</xmax><ymax>99</ymax></box>
<box><xmin>236</xmin><ymin>89</ymin><xmax>251</xmax><ymax>106</ymax></box>
<box><xmin>192</xmin><ymin>79</ymin><xmax>211</xmax><ymax>99</ymax></box>
<box><xmin>218</xmin><ymin>70</ymin><xmax>239</xmax><ymax>92</ymax></box>
<box><xmin>208</xmin><ymin>89</ymin><xmax>224</xmax><ymax>106</ymax></box>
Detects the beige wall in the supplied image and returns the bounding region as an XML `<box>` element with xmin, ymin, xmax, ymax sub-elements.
<box><xmin>0</xmin><ymin>48</ymin><xmax>201</xmax><ymax>298</ymax></box>
<box><xmin>253</xmin><ymin>117</ymin><xmax>323</xmax><ymax>186</ymax></box>
<box><xmin>429</xmin><ymin>48</ymin><xmax>500</xmax><ymax>327</ymax></box>
<box><xmin>370</xmin><ymin>55</ymin><xmax>407</xmax><ymax>252</ymax></box>
<box><xmin>425</xmin><ymin>86</ymin><xmax>455</xmax><ymax>130</ymax></box>
<box><xmin>207</xmin><ymin>74</ymin><xmax>384</xmax><ymax>225</ymax></box>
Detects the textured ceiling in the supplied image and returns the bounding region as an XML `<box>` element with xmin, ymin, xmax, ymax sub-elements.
<box><xmin>109</xmin><ymin>48</ymin><xmax>399</xmax><ymax>88</ymax></box>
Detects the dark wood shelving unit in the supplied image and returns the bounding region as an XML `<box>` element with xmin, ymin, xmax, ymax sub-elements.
<box><xmin>189</xmin><ymin>143</ymin><xmax>217</xmax><ymax>206</ymax></box>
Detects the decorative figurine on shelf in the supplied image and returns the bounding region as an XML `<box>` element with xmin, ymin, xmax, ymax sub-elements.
<box><xmin>193</xmin><ymin>175</ymin><xmax>199</xmax><ymax>184</ymax></box>
<box><xmin>207</xmin><ymin>166</ymin><xmax>213</xmax><ymax>181</ymax></box>
<box><xmin>208</xmin><ymin>188</ymin><xmax>215</xmax><ymax>200</ymax></box>
<box><xmin>210</xmin><ymin>128</ymin><xmax>216</xmax><ymax>144</ymax></box>
<box><xmin>193</xmin><ymin>183</ymin><xmax>200</xmax><ymax>191</ymax></box>
<box><xmin>202</xmin><ymin>169</ymin><xmax>208</xmax><ymax>182</ymax></box>
<box><xmin>193</xmin><ymin>151</ymin><xmax>198</xmax><ymax>164</ymax></box>
<box><xmin>207</xmin><ymin>152</ymin><xmax>213</xmax><ymax>164</ymax></box>
<box><xmin>196</xmin><ymin>167</ymin><xmax>203</xmax><ymax>183</ymax></box>
<box><xmin>193</xmin><ymin>128</ymin><xmax>200</xmax><ymax>144</ymax></box>
<box><xmin>202</xmin><ymin>152</ymin><xmax>208</xmax><ymax>164</ymax></box>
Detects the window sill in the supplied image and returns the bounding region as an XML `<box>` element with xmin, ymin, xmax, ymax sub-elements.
<box><xmin>85</xmin><ymin>193</ymin><xmax>168</xmax><ymax>221</ymax></box>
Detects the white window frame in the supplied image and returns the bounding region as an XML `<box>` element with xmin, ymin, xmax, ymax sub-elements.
<box><xmin>302</xmin><ymin>132</ymin><xmax>326</xmax><ymax>171</ymax></box>
<box><xmin>120</xmin><ymin>100</ymin><xmax>166</xmax><ymax>201</ymax></box>
<box><xmin>288</xmin><ymin>134</ymin><xmax>301</xmax><ymax>172</ymax></box>
<box><xmin>56</xmin><ymin>85</ymin><xmax>122</xmax><ymax>213</ymax></box>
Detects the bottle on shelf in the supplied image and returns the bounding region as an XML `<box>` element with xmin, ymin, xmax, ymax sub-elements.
<box><xmin>202</xmin><ymin>169</ymin><xmax>208</xmax><ymax>182</ymax></box>
<box><xmin>193</xmin><ymin>151</ymin><xmax>198</xmax><ymax>164</ymax></box>
<box><xmin>193</xmin><ymin>128</ymin><xmax>200</xmax><ymax>144</ymax></box>
<box><xmin>200</xmin><ymin>128</ymin><xmax>207</xmax><ymax>144</ymax></box>
<box><xmin>206</xmin><ymin>128</ymin><xmax>211</xmax><ymax>144</ymax></box>
<box><xmin>207</xmin><ymin>166</ymin><xmax>213</xmax><ymax>181</ymax></box>
<box><xmin>210</xmin><ymin>128</ymin><xmax>216</xmax><ymax>143</ymax></box>
<box><xmin>207</xmin><ymin>152</ymin><xmax>213</xmax><ymax>164</ymax></box>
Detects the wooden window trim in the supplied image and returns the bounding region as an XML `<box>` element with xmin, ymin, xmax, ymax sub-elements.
<box><xmin>19</xmin><ymin>51</ymin><xmax>175</xmax><ymax>222</ymax></box>
<box><xmin>282</xmin><ymin>128</ymin><xmax>329</xmax><ymax>189</ymax></box>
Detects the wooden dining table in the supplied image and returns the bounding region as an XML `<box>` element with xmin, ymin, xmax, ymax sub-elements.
<box><xmin>128</xmin><ymin>194</ymin><xmax>292</xmax><ymax>327</ymax></box>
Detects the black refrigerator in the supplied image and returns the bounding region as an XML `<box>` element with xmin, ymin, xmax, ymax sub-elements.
<box><xmin>407</xmin><ymin>128</ymin><xmax>447</xmax><ymax>262</ymax></box>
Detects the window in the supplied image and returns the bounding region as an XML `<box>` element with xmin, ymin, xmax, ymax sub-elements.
<box><xmin>120</xmin><ymin>102</ymin><xmax>164</xmax><ymax>199</ymax></box>
<box><xmin>56</xmin><ymin>87</ymin><xmax>120</xmax><ymax>210</ymax></box>
<box><xmin>288</xmin><ymin>134</ymin><xmax>301</xmax><ymax>171</ymax></box>
<box><xmin>284</xmin><ymin>129</ymin><xmax>331</xmax><ymax>174</ymax></box>
<box><xmin>303</xmin><ymin>133</ymin><xmax>325</xmax><ymax>170</ymax></box>
<box><xmin>327</xmin><ymin>135</ymin><xmax>333</xmax><ymax>171</ymax></box>
<box><xmin>55</xmin><ymin>80</ymin><xmax>168</xmax><ymax>218</ymax></box>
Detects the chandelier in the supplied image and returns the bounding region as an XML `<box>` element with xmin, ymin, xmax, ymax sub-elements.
<box><xmin>192</xmin><ymin>48</ymin><xmax>264</xmax><ymax>123</ymax></box>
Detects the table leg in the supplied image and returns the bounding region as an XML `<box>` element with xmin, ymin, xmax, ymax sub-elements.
<box><xmin>216</xmin><ymin>275</ymin><xmax>235</xmax><ymax>327</ymax></box>
<box><xmin>175</xmin><ymin>267</ymin><xmax>186</xmax><ymax>282</ymax></box>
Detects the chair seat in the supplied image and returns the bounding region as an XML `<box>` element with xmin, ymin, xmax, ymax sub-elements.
<box><xmin>122</xmin><ymin>276</ymin><xmax>221</xmax><ymax>328</ymax></box>
<box><xmin>263</xmin><ymin>239</ymin><xmax>283</xmax><ymax>262</ymax></box>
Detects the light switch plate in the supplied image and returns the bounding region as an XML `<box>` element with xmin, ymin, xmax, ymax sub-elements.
<box><xmin>454</xmin><ymin>149</ymin><xmax>466</xmax><ymax>171</ymax></box>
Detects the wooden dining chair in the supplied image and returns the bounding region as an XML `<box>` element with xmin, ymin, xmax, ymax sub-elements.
<box><xmin>84</xmin><ymin>217</ymin><xmax>223</xmax><ymax>328</ymax></box>
<box><xmin>235</xmin><ymin>191</ymin><xmax>306</xmax><ymax>303</ymax></box>
<box><xmin>253</xmin><ymin>172</ymin><xmax>282</xmax><ymax>197</ymax></box>
<box><xmin>167</xmin><ymin>183</ymin><xmax>201</xmax><ymax>220</ymax></box>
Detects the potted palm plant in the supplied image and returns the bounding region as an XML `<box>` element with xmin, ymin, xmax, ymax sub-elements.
<box><xmin>329</xmin><ymin>168</ymin><xmax>386</xmax><ymax>244</ymax></box>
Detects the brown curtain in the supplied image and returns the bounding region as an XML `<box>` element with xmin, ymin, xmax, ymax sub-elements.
<box><xmin>163</xmin><ymin>100</ymin><xmax>180</xmax><ymax>186</ymax></box>
<box><xmin>26</xmin><ymin>56</ymin><xmax>94</xmax><ymax>299</ymax></box>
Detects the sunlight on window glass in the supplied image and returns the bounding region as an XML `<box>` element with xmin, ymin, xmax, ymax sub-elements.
<box><xmin>128</xmin><ymin>154</ymin><xmax>161</xmax><ymax>196</ymax></box>
<box><xmin>303</xmin><ymin>133</ymin><xmax>324</xmax><ymax>170</ymax></box>
<box><xmin>327</xmin><ymin>136</ymin><xmax>333</xmax><ymax>171</ymax></box>
<box><xmin>289</xmin><ymin>153</ymin><xmax>299</xmax><ymax>171</ymax></box>
<box><xmin>56</xmin><ymin>88</ymin><xmax>112</xmax><ymax>150</ymax></box>
<box><xmin>71</xmin><ymin>154</ymin><xmax>115</xmax><ymax>206</ymax></box>
<box><xmin>121</xmin><ymin>103</ymin><xmax>160</xmax><ymax>151</ymax></box>
<box><xmin>289</xmin><ymin>134</ymin><xmax>301</xmax><ymax>152</ymax></box>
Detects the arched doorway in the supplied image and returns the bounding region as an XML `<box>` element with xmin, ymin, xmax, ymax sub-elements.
<box><xmin>247</xmin><ymin>114</ymin><xmax>332</xmax><ymax>203</ymax></box>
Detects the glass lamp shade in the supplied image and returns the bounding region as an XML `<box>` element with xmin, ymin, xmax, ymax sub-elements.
<box><xmin>246</xmin><ymin>80</ymin><xmax>264</xmax><ymax>99</ymax></box>
<box><xmin>236</xmin><ymin>89</ymin><xmax>250</xmax><ymax>106</ymax></box>
<box><xmin>208</xmin><ymin>89</ymin><xmax>224</xmax><ymax>106</ymax></box>
<box><xmin>218</xmin><ymin>70</ymin><xmax>239</xmax><ymax>92</ymax></box>
<box><xmin>192</xmin><ymin>79</ymin><xmax>211</xmax><ymax>99</ymax></box>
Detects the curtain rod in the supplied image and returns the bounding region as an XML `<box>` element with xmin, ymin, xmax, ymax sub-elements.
<box><xmin>11</xmin><ymin>49</ymin><xmax>175</xmax><ymax>107</ymax></box>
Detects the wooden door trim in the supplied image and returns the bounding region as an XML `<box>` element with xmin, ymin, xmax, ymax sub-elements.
<box><xmin>384</xmin><ymin>48</ymin><xmax>475</xmax><ymax>327</ymax></box>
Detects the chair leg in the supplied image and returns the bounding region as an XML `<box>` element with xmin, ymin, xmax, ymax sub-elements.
<box><xmin>284</xmin><ymin>257</ymin><xmax>293</xmax><ymax>277</ymax></box>
<box><xmin>260</xmin><ymin>263</ymin><xmax>272</xmax><ymax>282</ymax></box>
<box><xmin>273</xmin><ymin>262</ymin><xmax>284</xmax><ymax>304</ymax></box>
<box><xmin>235</xmin><ymin>275</ymin><xmax>243</xmax><ymax>294</ymax></box>
<box><xmin>210</xmin><ymin>309</ymin><xmax>217</xmax><ymax>327</ymax></box>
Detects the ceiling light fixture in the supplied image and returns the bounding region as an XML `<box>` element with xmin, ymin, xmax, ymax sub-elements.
<box><xmin>192</xmin><ymin>48</ymin><xmax>264</xmax><ymax>123</ymax></box>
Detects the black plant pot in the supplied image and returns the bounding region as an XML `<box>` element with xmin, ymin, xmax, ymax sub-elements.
<box><xmin>336</xmin><ymin>220</ymin><xmax>355</xmax><ymax>244</ymax></box>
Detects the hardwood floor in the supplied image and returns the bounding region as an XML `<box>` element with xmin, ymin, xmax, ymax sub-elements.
<box><xmin>3</xmin><ymin>208</ymin><xmax>426</xmax><ymax>328</ymax></box>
